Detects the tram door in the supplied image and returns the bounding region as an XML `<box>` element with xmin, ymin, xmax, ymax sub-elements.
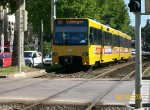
<box><xmin>99</xmin><ymin>29</ymin><xmax>103</xmax><ymax>63</ymax></box>
<box><xmin>90</xmin><ymin>27</ymin><xmax>103</xmax><ymax>63</ymax></box>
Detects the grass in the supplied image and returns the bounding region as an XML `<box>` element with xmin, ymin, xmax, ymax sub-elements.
<box><xmin>0</xmin><ymin>66</ymin><xmax>41</xmax><ymax>76</ymax></box>
<box><xmin>0</xmin><ymin>64</ymin><xmax>62</xmax><ymax>76</ymax></box>
<box><xmin>0</xmin><ymin>66</ymin><xmax>18</xmax><ymax>75</ymax></box>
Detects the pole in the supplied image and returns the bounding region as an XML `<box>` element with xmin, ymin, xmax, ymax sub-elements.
<box><xmin>18</xmin><ymin>1</ymin><xmax>21</xmax><ymax>73</ymax></box>
<box><xmin>18</xmin><ymin>0</ymin><xmax>26</xmax><ymax>72</ymax></box>
<box><xmin>1</xmin><ymin>33</ymin><xmax>4</xmax><ymax>52</ymax></box>
<box><xmin>3</xmin><ymin>6</ymin><xmax>8</xmax><ymax>42</ymax></box>
<box><xmin>20</xmin><ymin>0</ymin><xmax>25</xmax><ymax>66</ymax></box>
<box><xmin>51</xmin><ymin>0</ymin><xmax>56</xmax><ymax>34</ymax></box>
<box><xmin>41</xmin><ymin>20</ymin><xmax>43</xmax><ymax>68</ymax></box>
<box><xmin>0</xmin><ymin>13</ymin><xmax>4</xmax><ymax>52</ymax></box>
<box><xmin>135</xmin><ymin>12</ymin><xmax>142</xmax><ymax>109</ymax></box>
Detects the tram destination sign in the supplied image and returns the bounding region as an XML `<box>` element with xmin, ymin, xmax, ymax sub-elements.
<box><xmin>55</xmin><ymin>19</ymin><xmax>88</xmax><ymax>26</ymax></box>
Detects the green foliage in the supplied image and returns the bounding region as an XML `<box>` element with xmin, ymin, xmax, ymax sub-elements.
<box><xmin>26</xmin><ymin>0</ymin><xmax>51</xmax><ymax>34</ymax></box>
<box><xmin>127</xmin><ymin>25</ymin><xmax>135</xmax><ymax>38</ymax></box>
<box><xmin>1</xmin><ymin>0</ymin><xmax>131</xmax><ymax>36</ymax></box>
<box><xmin>56</xmin><ymin>0</ymin><xmax>130</xmax><ymax>32</ymax></box>
<box><xmin>43</xmin><ymin>41</ymin><xmax>51</xmax><ymax>56</ymax></box>
<box><xmin>8</xmin><ymin>0</ymin><xmax>17</xmax><ymax>14</ymax></box>
<box><xmin>56</xmin><ymin>0</ymin><xmax>98</xmax><ymax>19</ymax></box>
<box><xmin>25</xmin><ymin>0</ymin><xmax>130</xmax><ymax>35</ymax></box>
<box><xmin>0</xmin><ymin>0</ymin><xmax>7</xmax><ymax>6</ymax></box>
<box><xmin>0</xmin><ymin>66</ymin><xmax>17</xmax><ymax>75</ymax></box>
<box><xmin>0</xmin><ymin>0</ymin><xmax>17</xmax><ymax>14</ymax></box>
<box><xmin>98</xmin><ymin>0</ymin><xmax>130</xmax><ymax>32</ymax></box>
<box><xmin>24</xmin><ymin>45</ymin><xmax>34</xmax><ymax>51</ymax></box>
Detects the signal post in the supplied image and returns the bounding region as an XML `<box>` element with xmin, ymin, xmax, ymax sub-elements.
<box><xmin>128</xmin><ymin>0</ymin><xmax>142</xmax><ymax>109</ymax></box>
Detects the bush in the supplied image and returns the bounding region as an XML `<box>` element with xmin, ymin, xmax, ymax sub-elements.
<box><xmin>43</xmin><ymin>41</ymin><xmax>51</xmax><ymax>56</ymax></box>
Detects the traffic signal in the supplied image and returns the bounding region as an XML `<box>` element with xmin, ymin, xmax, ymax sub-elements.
<box><xmin>128</xmin><ymin>0</ymin><xmax>141</xmax><ymax>12</ymax></box>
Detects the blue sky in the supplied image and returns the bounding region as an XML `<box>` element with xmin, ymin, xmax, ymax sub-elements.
<box><xmin>125</xmin><ymin>0</ymin><xmax>150</xmax><ymax>27</ymax></box>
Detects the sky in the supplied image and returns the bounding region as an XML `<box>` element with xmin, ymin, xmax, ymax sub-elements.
<box><xmin>125</xmin><ymin>0</ymin><xmax>150</xmax><ymax>27</ymax></box>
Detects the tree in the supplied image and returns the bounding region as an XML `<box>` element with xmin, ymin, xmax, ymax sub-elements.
<box><xmin>56</xmin><ymin>0</ymin><xmax>130</xmax><ymax>32</ymax></box>
<box><xmin>1</xmin><ymin>0</ymin><xmax>131</xmax><ymax>34</ymax></box>
<box><xmin>0</xmin><ymin>0</ymin><xmax>17</xmax><ymax>14</ymax></box>
<box><xmin>26</xmin><ymin>0</ymin><xmax>51</xmax><ymax>34</ymax></box>
<box><xmin>0</xmin><ymin>0</ymin><xmax>25</xmax><ymax>67</ymax></box>
<box><xmin>1</xmin><ymin>0</ymin><xmax>132</xmax><ymax>65</ymax></box>
<box><xmin>43</xmin><ymin>41</ymin><xmax>51</xmax><ymax>56</ymax></box>
<box><xmin>127</xmin><ymin>25</ymin><xmax>135</xmax><ymax>38</ymax></box>
<box><xmin>56</xmin><ymin>0</ymin><xmax>98</xmax><ymax>19</ymax></box>
<box><xmin>97</xmin><ymin>0</ymin><xmax>130</xmax><ymax>32</ymax></box>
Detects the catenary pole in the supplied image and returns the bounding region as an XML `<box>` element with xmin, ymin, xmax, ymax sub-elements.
<box><xmin>18</xmin><ymin>0</ymin><xmax>21</xmax><ymax>73</ymax></box>
<box><xmin>51</xmin><ymin>0</ymin><xmax>56</xmax><ymax>34</ymax></box>
<box><xmin>17</xmin><ymin>0</ymin><xmax>26</xmax><ymax>73</ymax></box>
<box><xmin>41</xmin><ymin>20</ymin><xmax>43</xmax><ymax>68</ymax></box>
<box><xmin>135</xmin><ymin>12</ymin><xmax>142</xmax><ymax>109</ymax></box>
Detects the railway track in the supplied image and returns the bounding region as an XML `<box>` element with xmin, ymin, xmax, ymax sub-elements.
<box><xmin>0</xmin><ymin>79</ymin><xmax>51</xmax><ymax>95</ymax></box>
<box><xmin>0</xmin><ymin>61</ymin><xmax>134</xmax><ymax>97</ymax></box>
<box><xmin>85</xmin><ymin>62</ymin><xmax>149</xmax><ymax>110</ymax></box>
<box><xmin>41</xmin><ymin>61</ymin><xmax>135</xmax><ymax>79</ymax></box>
<box><xmin>20</xmin><ymin>61</ymin><xmax>144</xmax><ymax>110</ymax></box>
<box><xmin>0</xmin><ymin>62</ymin><xmax>133</xmax><ymax>97</ymax></box>
<box><xmin>0</xmin><ymin>61</ymin><xmax>149</xmax><ymax>110</ymax></box>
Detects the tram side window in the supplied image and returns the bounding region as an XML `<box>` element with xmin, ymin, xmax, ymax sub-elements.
<box><xmin>126</xmin><ymin>39</ymin><xmax>128</xmax><ymax>48</ymax></box>
<box><xmin>90</xmin><ymin>27</ymin><xmax>94</xmax><ymax>44</ymax></box>
<box><xmin>104</xmin><ymin>32</ymin><xmax>108</xmax><ymax>46</ymax></box>
<box><xmin>120</xmin><ymin>37</ymin><xmax>123</xmax><ymax>47</ymax></box>
<box><xmin>122</xmin><ymin>37</ymin><xmax>124</xmax><ymax>47</ymax></box>
<box><xmin>129</xmin><ymin>40</ymin><xmax>131</xmax><ymax>48</ymax></box>
<box><xmin>104</xmin><ymin>32</ymin><xmax>112</xmax><ymax>46</ymax></box>
<box><xmin>113</xmin><ymin>35</ymin><xmax>117</xmax><ymax>47</ymax></box>
<box><xmin>109</xmin><ymin>33</ymin><xmax>112</xmax><ymax>46</ymax></box>
<box><xmin>128</xmin><ymin>39</ymin><xmax>131</xmax><ymax>48</ymax></box>
<box><xmin>94</xmin><ymin>28</ymin><xmax>98</xmax><ymax>44</ymax></box>
<box><xmin>90</xmin><ymin>27</ymin><xmax>103</xmax><ymax>45</ymax></box>
<box><xmin>116</xmin><ymin>36</ymin><xmax>120</xmax><ymax>47</ymax></box>
<box><xmin>119</xmin><ymin>36</ymin><xmax>123</xmax><ymax>47</ymax></box>
<box><xmin>124</xmin><ymin>38</ymin><xmax>127</xmax><ymax>48</ymax></box>
<box><xmin>125</xmin><ymin>39</ymin><xmax>127</xmax><ymax>48</ymax></box>
<box><xmin>123</xmin><ymin>38</ymin><xmax>126</xmax><ymax>47</ymax></box>
<box><xmin>127</xmin><ymin>39</ymin><xmax>131</xmax><ymax>48</ymax></box>
<box><xmin>97</xmin><ymin>30</ymin><xmax>102</xmax><ymax>45</ymax></box>
<box><xmin>112</xmin><ymin>34</ymin><xmax>115</xmax><ymax>47</ymax></box>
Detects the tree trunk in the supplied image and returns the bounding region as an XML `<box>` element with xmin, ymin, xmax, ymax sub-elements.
<box><xmin>3</xmin><ymin>8</ymin><xmax>8</xmax><ymax>42</ymax></box>
<box><xmin>12</xmin><ymin>31</ymin><xmax>18</xmax><ymax>66</ymax></box>
<box><xmin>12</xmin><ymin>0</ymin><xmax>25</xmax><ymax>67</ymax></box>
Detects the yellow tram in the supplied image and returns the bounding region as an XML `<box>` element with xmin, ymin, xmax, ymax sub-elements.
<box><xmin>52</xmin><ymin>18</ymin><xmax>131</xmax><ymax>66</ymax></box>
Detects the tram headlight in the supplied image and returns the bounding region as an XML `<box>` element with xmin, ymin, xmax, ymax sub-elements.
<box><xmin>82</xmin><ymin>52</ymin><xmax>88</xmax><ymax>56</ymax></box>
<box><xmin>52</xmin><ymin>52</ymin><xmax>58</xmax><ymax>56</ymax></box>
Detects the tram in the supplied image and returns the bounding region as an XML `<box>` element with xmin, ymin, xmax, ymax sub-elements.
<box><xmin>52</xmin><ymin>18</ymin><xmax>132</xmax><ymax>66</ymax></box>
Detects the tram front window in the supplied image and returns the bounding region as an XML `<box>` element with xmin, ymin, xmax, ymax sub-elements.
<box><xmin>54</xmin><ymin>26</ymin><xmax>88</xmax><ymax>45</ymax></box>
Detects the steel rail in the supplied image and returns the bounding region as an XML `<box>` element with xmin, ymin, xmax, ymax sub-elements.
<box><xmin>85</xmin><ymin>62</ymin><xmax>149</xmax><ymax>110</ymax></box>
<box><xmin>0</xmin><ymin>62</ymin><xmax>133</xmax><ymax>97</ymax></box>
<box><xmin>22</xmin><ymin>62</ymin><xmax>135</xmax><ymax>110</ymax></box>
<box><xmin>91</xmin><ymin>62</ymin><xmax>134</xmax><ymax>79</ymax></box>
<box><xmin>0</xmin><ymin>79</ymin><xmax>50</xmax><ymax>95</ymax></box>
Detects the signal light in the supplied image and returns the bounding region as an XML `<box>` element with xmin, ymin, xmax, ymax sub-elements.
<box><xmin>128</xmin><ymin>0</ymin><xmax>141</xmax><ymax>12</ymax></box>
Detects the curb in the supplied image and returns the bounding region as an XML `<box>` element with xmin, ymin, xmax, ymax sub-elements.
<box><xmin>6</xmin><ymin>70</ymin><xmax>46</xmax><ymax>79</ymax></box>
